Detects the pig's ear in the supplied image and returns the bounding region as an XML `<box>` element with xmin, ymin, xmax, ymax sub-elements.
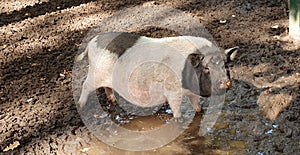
<box><xmin>187</xmin><ymin>53</ymin><xmax>204</xmax><ymax>68</ymax></box>
<box><xmin>224</xmin><ymin>46</ymin><xmax>239</xmax><ymax>61</ymax></box>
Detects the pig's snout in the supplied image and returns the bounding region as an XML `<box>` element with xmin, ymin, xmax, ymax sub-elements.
<box><xmin>225</xmin><ymin>79</ymin><xmax>232</xmax><ymax>89</ymax></box>
<box><xmin>219</xmin><ymin>78</ymin><xmax>232</xmax><ymax>89</ymax></box>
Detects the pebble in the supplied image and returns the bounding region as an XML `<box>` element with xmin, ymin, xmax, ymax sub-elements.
<box><xmin>265</xmin><ymin>129</ymin><xmax>273</xmax><ymax>134</ymax></box>
<box><xmin>165</xmin><ymin>109</ymin><xmax>172</xmax><ymax>114</ymax></box>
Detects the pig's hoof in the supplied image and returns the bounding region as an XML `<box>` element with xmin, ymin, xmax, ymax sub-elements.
<box><xmin>173</xmin><ymin>113</ymin><xmax>182</xmax><ymax>118</ymax></box>
<box><xmin>78</xmin><ymin>102</ymin><xmax>86</xmax><ymax>108</ymax></box>
<box><xmin>195</xmin><ymin>106</ymin><xmax>202</xmax><ymax>112</ymax></box>
<box><xmin>108</xmin><ymin>95</ymin><xmax>116</xmax><ymax>104</ymax></box>
<box><xmin>173</xmin><ymin>117</ymin><xmax>184</xmax><ymax>123</ymax></box>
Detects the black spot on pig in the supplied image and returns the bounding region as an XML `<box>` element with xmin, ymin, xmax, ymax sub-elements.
<box><xmin>182</xmin><ymin>53</ymin><xmax>212</xmax><ymax>97</ymax></box>
<box><xmin>96</xmin><ymin>32</ymin><xmax>141</xmax><ymax>57</ymax></box>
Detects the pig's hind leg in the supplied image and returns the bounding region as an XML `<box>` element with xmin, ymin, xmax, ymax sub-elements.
<box><xmin>183</xmin><ymin>89</ymin><xmax>201</xmax><ymax>112</ymax></box>
<box><xmin>78</xmin><ymin>70</ymin><xmax>103</xmax><ymax>108</ymax></box>
<box><xmin>186</xmin><ymin>93</ymin><xmax>201</xmax><ymax>112</ymax></box>
<box><xmin>104</xmin><ymin>87</ymin><xmax>116</xmax><ymax>103</ymax></box>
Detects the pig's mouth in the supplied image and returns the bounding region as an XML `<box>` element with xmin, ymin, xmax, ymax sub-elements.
<box><xmin>210</xmin><ymin>79</ymin><xmax>232</xmax><ymax>96</ymax></box>
<box><xmin>218</xmin><ymin>78</ymin><xmax>232</xmax><ymax>90</ymax></box>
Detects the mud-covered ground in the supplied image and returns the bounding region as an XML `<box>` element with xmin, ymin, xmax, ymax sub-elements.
<box><xmin>1</xmin><ymin>0</ymin><xmax>299</xmax><ymax>154</ymax></box>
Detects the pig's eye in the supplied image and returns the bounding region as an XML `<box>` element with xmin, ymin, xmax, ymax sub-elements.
<box><xmin>204</xmin><ymin>67</ymin><xmax>210</xmax><ymax>73</ymax></box>
<box><xmin>211</xmin><ymin>56</ymin><xmax>224</xmax><ymax>66</ymax></box>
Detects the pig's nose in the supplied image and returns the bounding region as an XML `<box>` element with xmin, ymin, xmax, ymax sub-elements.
<box><xmin>225</xmin><ymin>79</ymin><xmax>232</xmax><ymax>89</ymax></box>
<box><xmin>219</xmin><ymin>78</ymin><xmax>232</xmax><ymax>89</ymax></box>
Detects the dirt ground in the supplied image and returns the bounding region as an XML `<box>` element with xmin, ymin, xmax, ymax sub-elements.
<box><xmin>0</xmin><ymin>0</ymin><xmax>299</xmax><ymax>154</ymax></box>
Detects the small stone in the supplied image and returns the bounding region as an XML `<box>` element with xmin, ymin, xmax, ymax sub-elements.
<box><xmin>31</xmin><ymin>63</ymin><xmax>38</xmax><ymax>67</ymax></box>
<box><xmin>271</xmin><ymin>25</ymin><xmax>279</xmax><ymax>29</ymax></box>
<box><xmin>272</xmin><ymin>124</ymin><xmax>279</xmax><ymax>129</ymax></box>
<box><xmin>27</xmin><ymin>98</ymin><xmax>33</xmax><ymax>102</ymax></box>
<box><xmin>256</xmin><ymin>151</ymin><xmax>264</xmax><ymax>155</ymax></box>
<box><xmin>265</xmin><ymin>129</ymin><xmax>273</xmax><ymax>134</ymax></box>
<box><xmin>115</xmin><ymin>115</ymin><xmax>121</xmax><ymax>121</ymax></box>
<box><xmin>220</xmin><ymin>20</ymin><xmax>227</xmax><ymax>24</ymax></box>
<box><xmin>273</xmin><ymin>35</ymin><xmax>280</xmax><ymax>40</ymax></box>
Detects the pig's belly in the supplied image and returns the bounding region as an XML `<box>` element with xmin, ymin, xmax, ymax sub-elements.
<box><xmin>127</xmin><ymin>62</ymin><xmax>181</xmax><ymax>107</ymax></box>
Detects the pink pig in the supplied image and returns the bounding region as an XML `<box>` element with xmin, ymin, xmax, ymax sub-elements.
<box><xmin>76</xmin><ymin>32</ymin><xmax>238</xmax><ymax>118</ymax></box>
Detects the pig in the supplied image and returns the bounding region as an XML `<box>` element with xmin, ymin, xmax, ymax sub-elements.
<box><xmin>76</xmin><ymin>32</ymin><xmax>238</xmax><ymax>118</ymax></box>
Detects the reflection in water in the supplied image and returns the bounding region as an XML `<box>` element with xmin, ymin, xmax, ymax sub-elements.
<box><xmin>69</xmin><ymin>113</ymin><xmax>247</xmax><ymax>155</ymax></box>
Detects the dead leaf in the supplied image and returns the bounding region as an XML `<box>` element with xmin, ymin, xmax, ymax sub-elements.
<box><xmin>31</xmin><ymin>63</ymin><xmax>38</xmax><ymax>67</ymax></box>
<box><xmin>80</xmin><ymin>147</ymin><xmax>89</xmax><ymax>152</ymax></box>
<box><xmin>3</xmin><ymin>141</ymin><xmax>20</xmax><ymax>152</ymax></box>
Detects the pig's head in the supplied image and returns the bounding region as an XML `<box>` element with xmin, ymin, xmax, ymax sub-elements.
<box><xmin>182</xmin><ymin>46</ymin><xmax>238</xmax><ymax>97</ymax></box>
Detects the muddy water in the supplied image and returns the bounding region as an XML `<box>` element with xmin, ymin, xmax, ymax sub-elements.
<box><xmin>62</xmin><ymin>114</ymin><xmax>247</xmax><ymax>155</ymax></box>
<box><xmin>62</xmin><ymin>80</ymin><xmax>253</xmax><ymax>155</ymax></box>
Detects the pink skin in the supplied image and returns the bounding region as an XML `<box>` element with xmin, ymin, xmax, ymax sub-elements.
<box><xmin>76</xmin><ymin>34</ymin><xmax>237</xmax><ymax>118</ymax></box>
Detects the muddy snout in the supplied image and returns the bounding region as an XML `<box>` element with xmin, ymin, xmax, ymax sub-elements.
<box><xmin>224</xmin><ymin>78</ymin><xmax>232</xmax><ymax>89</ymax></box>
<box><xmin>214</xmin><ymin>78</ymin><xmax>232</xmax><ymax>91</ymax></box>
<box><xmin>208</xmin><ymin>78</ymin><xmax>232</xmax><ymax>96</ymax></box>
<box><xmin>219</xmin><ymin>78</ymin><xmax>232</xmax><ymax>89</ymax></box>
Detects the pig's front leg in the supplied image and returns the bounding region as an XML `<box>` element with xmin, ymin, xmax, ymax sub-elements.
<box><xmin>78</xmin><ymin>73</ymin><xmax>98</xmax><ymax>108</ymax></box>
<box><xmin>167</xmin><ymin>95</ymin><xmax>182</xmax><ymax>118</ymax></box>
<box><xmin>183</xmin><ymin>89</ymin><xmax>201</xmax><ymax>112</ymax></box>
